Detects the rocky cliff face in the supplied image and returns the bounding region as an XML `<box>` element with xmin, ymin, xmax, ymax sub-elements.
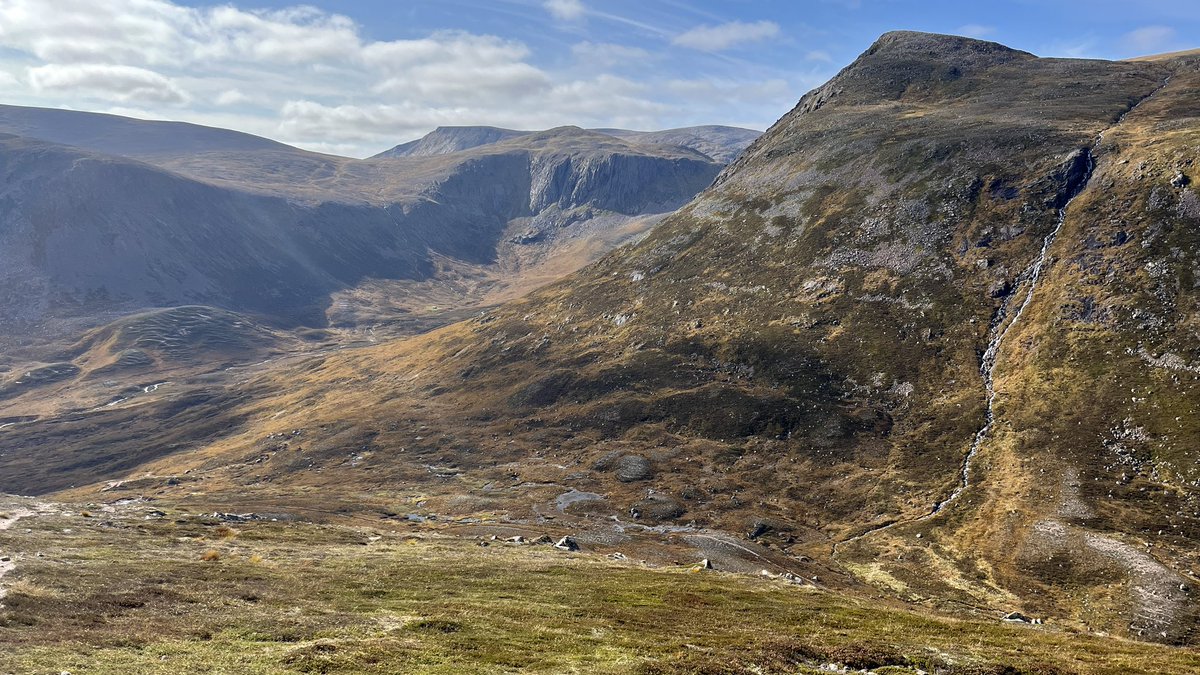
<box><xmin>521</xmin><ymin>128</ymin><xmax>717</xmax><ymax>214</ymax></box>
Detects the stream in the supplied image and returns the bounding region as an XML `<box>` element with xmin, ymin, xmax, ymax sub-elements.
<box><xmin>832</xmin><ymin>77</ymin><xmax>1173</xmax><ymax>556</ymax></box>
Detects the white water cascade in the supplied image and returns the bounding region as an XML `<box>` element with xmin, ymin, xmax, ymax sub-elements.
<box><xmin>832</xmin><ymin>76</ymin><xmax>1172</xmax><ymax>556</ymax></box>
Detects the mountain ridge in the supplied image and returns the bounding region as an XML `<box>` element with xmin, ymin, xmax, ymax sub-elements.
<box><xmin>373</xmin><ymin>123</ymin><xmax>761</xmax><ymax>164</ymax></box>
<box><xmin>0</xmin><ymin>103</ymin><xmax>298</xmax><ymax>158</ymax></box>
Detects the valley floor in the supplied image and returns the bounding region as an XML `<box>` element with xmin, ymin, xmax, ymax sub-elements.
<box><xmin>0</xmin><ymin>496</ymin><xmax>1196</xmax><ymax>674</ymax></box>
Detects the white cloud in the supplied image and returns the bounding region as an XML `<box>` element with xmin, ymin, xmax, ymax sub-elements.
<box><xmin>1122</xmin><ymin>26</ymin><xmax>1177</xmax><ymax>54</ymax></box>
<box><xmin>956</xmin><ymin>24</ymin><xmax>994</xmax><ymax>39</ymax></box>
<box><xmin>543</xmin><ymin>0</ymin><xmax>586</xmax><ymax>21</ymax></box>
<box><xmin>28</xmin><ymin>63</ymin><xmax>189</xmax><ymax>104</ymax></box>
<box><xmin>215</xmin><ymin>89</ymin><xmax>249</xmax><ymax>106</ymax></box>
<box><xmin>279</xmin><ymin>74</ymin><xmax>674</xmax><ymax>145</ymax></box>
<box><xmin>672</xmin><ymin>20</ymin><xmax>781</xmax><ymax>52</ymax></box>
<box><xmin>365</xmin><ymin>33</ymin><xmax>549</xmax><ymax>105</ymax></box>
<box><xmin>0</xmin><ymin>0</ymin><xmax>810</xmax><ymax>157</ymax></box>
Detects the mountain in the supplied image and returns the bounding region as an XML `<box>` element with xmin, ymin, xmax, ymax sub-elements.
<box><xmin>594</xmin><ymin>125</ymin><xmax>763</xmax><ymax>163</ymax></box>
<box><xmin>5</xmin><ymin>31</ymin><xmax>1200</xmax><ymax>648</ymax></box>
<box><xmin>0</xmin><ymin>124</ymin><xmax>723</xmax><ymax>343</ymax></box>
<box><xmin>373</xmin><ymin>126</ymin><xmax>530</xmax><ymax>158</ymax></box>
<box><xmin>0</xmin><ymin>104</ymin><xmax>294</xmax><ymax>159</ymax></box>
<box><xmin>373</xmin><ymin>124</ymin><xmax>761</xmax><ymax>164</ymax></box>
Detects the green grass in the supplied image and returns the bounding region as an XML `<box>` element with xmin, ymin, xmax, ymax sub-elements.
<box><xmin>1</xmin><ymin>505</ymin><xmax>1198</xmax><ymax>674</ymax></box>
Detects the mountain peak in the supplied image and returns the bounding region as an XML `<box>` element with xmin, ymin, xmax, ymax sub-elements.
<box><xmin>757</xmin><ymin>29</ymin><xmax>1037</xmax><ymax>125</ymax></box>
<box><xmin>374</xmin><ymin>125</ymin><xmax>528</xmax><ymax>158</ymax></box>
<box><xmin>867</xmin><ymin>30</ymin><xmax>1033</xmax><ymax>60</ymax></box>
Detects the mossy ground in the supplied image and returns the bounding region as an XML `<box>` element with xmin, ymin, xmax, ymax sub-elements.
<box><xmin>1</xmin><ymin>502</ymin><xmax>1198</xmax><ymax>674</ymax></box>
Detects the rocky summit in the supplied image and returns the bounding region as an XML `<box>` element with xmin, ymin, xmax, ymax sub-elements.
<box><xmin>2</xmin><ymin>26</ymin><xmax>1200</xmax><ymax>675</ymax></box>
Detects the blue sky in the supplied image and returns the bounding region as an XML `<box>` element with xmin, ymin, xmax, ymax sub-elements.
<box><xmin>0</xmin><ymin>0</ymin><xmax>1195</xmax><ymax>157</ymax></box>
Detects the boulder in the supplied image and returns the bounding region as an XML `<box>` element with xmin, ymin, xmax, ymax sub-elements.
<box><xmin>615</xmin><ymin>455</ymin><xmax>653</xmax><ymax>482</ymax></box>
<box><xmin>631</xmin><ymin>495</ymin><xmax>685</xmax><ymax>522</ymax></box>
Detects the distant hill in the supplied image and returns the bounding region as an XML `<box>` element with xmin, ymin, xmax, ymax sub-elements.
<box><xmin>373</xmin><ymin>126</ymin><xmax>530</xmax><ymax>158</ymax></box>
<box><xmin>594</xmin><ymin>125</ymin><xmax>763</xmax><ymax>163</ymax></box>
<box><xmin>373</xmin><ymin>124</ymin><xmax>761</xmax><ymax>164</ymax></box>
<box><xmin>0</xmin><ymin>104</ymin><xmax>295</xmax><ymax>158</ymax></box>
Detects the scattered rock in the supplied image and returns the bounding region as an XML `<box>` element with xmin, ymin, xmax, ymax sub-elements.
<box><xmin>505</xmin><ymin>536</ymin><xmax>525</xmax><ymax>544</ymax></box>
<box><xmin>211</xmin><ymin>512</ymin><xmax>259</xmax><ymax>522</ymax></box>
<box><xmin>1171</xmin><ymin>171</ymin><xmax>1190</xmax><ymax>189</ymax></box>
<box><xmin>697</xmin><ymin>558</ymin><xmax>712</xmax><ymax>569</ymax></box>
<box><xmin>631</xmin><ymin>495</ymin><xmax>685</xmax><ymax>522</ymax></box>
<box><xmin>747</xmin><ymin>520</ymin><xmax>772</xmax><ymax>539</ymax></box>
<box><xmin>988</xmin><ymin>278</ymin><xmax>1012</xmax><ymax>298</ymax></box>
<box><xmin>615</xmin><ymin>455</ymin><xmax>653</xmax><ymax>482</ymax></box>
<box><xmin>554</xmin><ymin>536</ymin><xmax>579</xmax><ymax>551</ymax></box>
<box><xmin>531</xmin><ymin>535</ymin><xmax>553</xmax><ymax>545</ymax></box>
<box><xmin>1003</xmin><ymin>611</ymin><xmax>1036</xmax><ymax>623</ymax></box>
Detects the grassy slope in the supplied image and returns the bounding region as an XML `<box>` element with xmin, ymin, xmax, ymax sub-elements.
<box><xmin>2</xmin><ymin>500</ymin><xmax>1199</xmax><ymax>674</ymax></box>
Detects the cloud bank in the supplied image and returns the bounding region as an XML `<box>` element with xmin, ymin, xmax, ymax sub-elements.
<box><xmin>0</xmin><ymin>0</ymin><xmax>806</xmax><ymax>157</ymax></box>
